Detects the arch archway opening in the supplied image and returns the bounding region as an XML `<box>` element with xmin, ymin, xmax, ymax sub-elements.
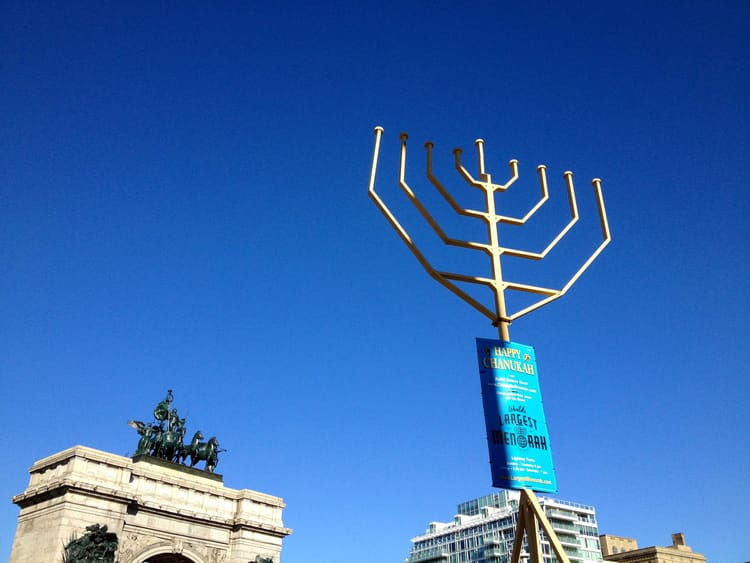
<box><xmin>143</xmin><ymin>555</ymin><xmax>195</xmax><ymax>563</ymax></box>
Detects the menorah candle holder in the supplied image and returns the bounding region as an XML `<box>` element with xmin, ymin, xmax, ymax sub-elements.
<box><xmin>368</xmin><ymin>126</ymin><xmax>612</xmax><ymax>563</ymax></box>
<box><xmin>368</xmin><ymin>126</ymin><xmax>611</xmax><ymax>340</ymax></box>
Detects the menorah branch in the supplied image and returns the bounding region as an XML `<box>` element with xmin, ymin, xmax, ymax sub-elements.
<box><xmin>496</xmin><ymin>165</ymin><xmax>550</xmax><ymax>226</ymax></box>
<box><xmin>426</xmin><ymin>142</ymin><xmax>486</xmax><ymax>219</ymax></box>
<box><xmin>501</xmin><ymin>169</ymin><xmax>579</xmax><ymax>259</ymax></box>
<box><xmin>398</xmin><ymin>134</ymin><xmax>488</xmax><ymax>251</ymax></box>
<box><xmin>368</xmin><ymin>127</ymin><xmax>498</xmax><ymax>323</ymax></box>
<box><xmin>368</xmin><ymin>126</ymin><xmax>611</xmax><ymax>339</ymax></box>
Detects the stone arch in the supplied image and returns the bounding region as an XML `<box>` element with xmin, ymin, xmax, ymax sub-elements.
<box><xmin>133</xmin><ymin>541</ymin><xmax>207</xmax><ymax>563</ymax></box>
<box><xmin>10</xmin><ymin>447</ymin><xmax>289</xmax><ymax>563</ymax></box>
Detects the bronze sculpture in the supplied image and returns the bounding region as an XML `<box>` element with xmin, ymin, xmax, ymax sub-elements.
<box><xmin>62</xmin><ymin>524</ymin><xmax>117</xmax><ymax>563</ymax></box>
<box><xmin>128</xmin><ymin>390</ymin><xmax>225</xmax><ymax>473</ymax></box>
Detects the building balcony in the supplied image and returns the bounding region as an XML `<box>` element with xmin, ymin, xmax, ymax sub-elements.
<box><xmin>561</xmin><ymin>548</ymin><xmax>589</xmax><ymax>561</ymax></box>
<box><xmin>546</xmin><ymin>509</ymin><xmax>578</xmax><ymax>522</ymax></box>
<box><xmin>408</xmin><ymin>553</ymin><xmax>449</xmax><ymax>563</ymax></box>
<box><xmin>551</xmin><ymin>521</ymin><xmax>579</xmax><ymax>534</ymax></box>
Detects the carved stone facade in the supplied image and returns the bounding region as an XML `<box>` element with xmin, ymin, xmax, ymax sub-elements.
<box><xmin>10</xmin><ymin>446</ymin><xmax>291</xmax><ymax>563</ymax></box>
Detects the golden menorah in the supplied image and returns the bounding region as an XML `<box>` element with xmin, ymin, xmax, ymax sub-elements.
<box><xmin>368</xmin><ymin>126</ymin><xmax>612</xmax><ymax>563</ymax></box>
<box><xmin>368</xmin><ymin>126</ymin><xmax>611</xmax><ymax>341</ymax></box>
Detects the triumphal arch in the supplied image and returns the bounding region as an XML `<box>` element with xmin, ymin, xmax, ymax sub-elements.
<box><xmin>9</xmin><ymin>392</ymin><xmax>291</xmax><ymax>563</ymax></box>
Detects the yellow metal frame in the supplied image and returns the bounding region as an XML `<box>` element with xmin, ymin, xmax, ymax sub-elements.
<box><xmin>368</xmin><ymin>126</ymin><xmax>613</xmax><ymax>563</ymax></box>
<box><xmin>368</xmin><ymin>126</ymin><xmax>611</xmax><ymax>341</ymax></box>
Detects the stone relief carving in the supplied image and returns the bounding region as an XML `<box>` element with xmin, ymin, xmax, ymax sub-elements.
<box><xmin>117</xmin><ymin>533</ymin><xmax>153</xmax><ymax>563</ymax></box>
<box><xmin>208</xmin><ymin>547</ymin><xmax>227</xmax><ymax>563</ymax></box>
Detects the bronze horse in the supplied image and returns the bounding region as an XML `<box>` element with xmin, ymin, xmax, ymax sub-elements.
<box><xmin>189</xmin><ymin>436</ymin><xmax>222</xmax><ymax>473</ymax></box>
<box><xmin>154</xmin><ymin>426</ymin><xmax>184</xmax><ymax>462</ymax></box>
<box><xmin>178</xmin><ymin>430</ymin><xmax>204</xmax><ymax>464</ymax></box>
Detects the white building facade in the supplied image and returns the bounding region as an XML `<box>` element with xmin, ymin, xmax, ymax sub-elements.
<box><xmin>406</xmin><ymin>491</ymin><xmax>603</xmax><ymax>563</ymax></box>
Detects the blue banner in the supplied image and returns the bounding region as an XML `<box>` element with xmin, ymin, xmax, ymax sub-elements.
<box><xmin>476</xmin><ymin>338</ymin><xmax>557</xmax><ymax>493</ymax></box>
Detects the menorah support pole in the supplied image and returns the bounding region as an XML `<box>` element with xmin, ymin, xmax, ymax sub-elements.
<box><xmin>495</xmin><ymin>319</ymin><xmax>510</xmax><ymax>341</ymax></box>
<box><xmin>510</xmin><ymin>489</ymin><xmax>571</xmax><ymax>563</ymax></box>
<box><xmin>470</xmin><ymin>142</ymin><xmax>512</xmax><ymax>343</ymax></box>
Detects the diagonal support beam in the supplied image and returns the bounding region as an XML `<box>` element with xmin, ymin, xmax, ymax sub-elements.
<box><xmin>510</xmin><ymin>490</ymin><xmax>571</xmax><ymax>563</ymax></box>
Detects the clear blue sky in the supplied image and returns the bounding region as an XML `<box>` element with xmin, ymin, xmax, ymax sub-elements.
<box><xmin>2</xmin><ymin>2</ymin><xmax>748</xmax><ymax>562</ymax></box>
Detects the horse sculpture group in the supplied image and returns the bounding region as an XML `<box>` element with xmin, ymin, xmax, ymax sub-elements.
<box><xmin>128</xmin><ymin>390</ymin><xmax>224</xmax><ymax>473</ymax></box>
